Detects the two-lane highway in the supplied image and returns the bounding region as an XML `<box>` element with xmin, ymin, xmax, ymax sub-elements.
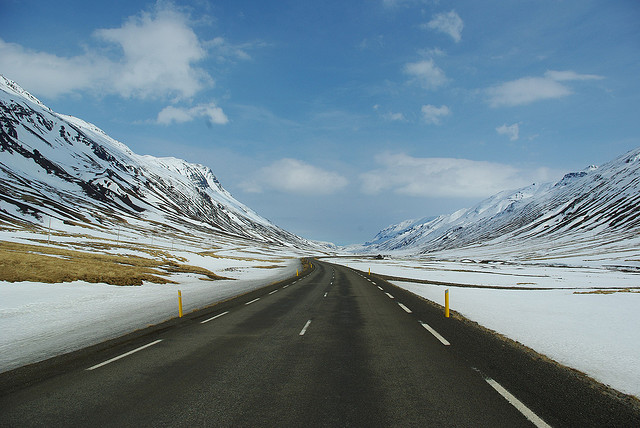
<box><xmin>0</xmin><ymin>260</ymin><xmax>587</xmax><ymax>426</ymax></box>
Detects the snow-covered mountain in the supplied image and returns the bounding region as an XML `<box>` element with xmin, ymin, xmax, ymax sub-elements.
<box><xmin>362</xmin><ymin>147</ymin><xmax>640</xmax><ymax>260</ymax></box>
<box><xmin>0</xmin><ymin>76</ymin><xmax>312</xmax><ymax>248</ymax></box>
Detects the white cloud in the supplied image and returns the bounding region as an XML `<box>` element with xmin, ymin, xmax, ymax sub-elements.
<box><xmin>360</xmin><ymin>153</ymin><xmax>553</xmax><ymax>198</ymax></box>
<box><xmin>382</xmin><ymin>0</ymin><xmax>427</xmax><ymax>7</ymax></box>
<box><xmin>496</xmin><ymin>123</ymin><xmax>520</xmax><ymax>141</ymax></box>
<box><xmin>241</xmin><ymin>159</ymin><xmax>348</xmax><ymax>195</ymax></box>
<box><xmin>425</xmin><ymin>10</ymin><xmax>464</xmax><ymax>43</ymax></box>
<box><xmin>94</xmin><ymin>4</ymin><xmax>210</xmax><ymax>99</ymax></box>
<box><xmin>384</xmin><ymin>112</ymin><xmax>406</xmax><ymax>122</ymax></box>
<box><xmin>543</xmin><ymin>70</ymin><xmax>604</xmax><ymax>82</ymax></box>
<box><xmin>156</xmin><ymin>103</ymin><xmax>228</xmax><ymax>125</ymax></box>
<box><xmin>206</xmin><ymin>37</ymin><xmax>265</xmax><ymax>62</ymax></box>
<box><xmin>417</xmin><ymin>47</ymin><xmax>446</xmax><ymax>57</ymax></box>
<box><xmin>404</xmin><ymin>59</ymin><xmax>447</xmax><ymax>90</ymax></box>
<box><xmin>375</xmin><ymin>105</ymin><xmax>406</xmax><ymax>122</ymax></box>
<box><xmin>0</xmin><ymin>2</ymin><xmax>224</xmax><ymax>100</ymax></box>
<box><xmin>0</xmin><ymin>39</ymin><xmax>110</xmax><ymax>98</ymax></box>
<box><xmin>421</xmin><ymin>104</ymin><xmax>451</xmax><ymax>125</ymax></box>
<box><xmin>486</xmin><ymin>70</ymin><xmax>604</xmax><ymax>107</ymax></box>
<box><xmin>487</xmin><ymin>77</ymin><xmax>570</xmax><ymax>107</ymax></box>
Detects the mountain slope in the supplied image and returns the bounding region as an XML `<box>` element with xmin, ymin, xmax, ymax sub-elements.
<box><xmin>0</xmin><ymin>75</ymin><xmax>311</xmax><ymax>248</ymax></box>
<box><xmin>362</xmin><ymin>147</ymin><xmax>640</xmax><ymax>261</ymax></box>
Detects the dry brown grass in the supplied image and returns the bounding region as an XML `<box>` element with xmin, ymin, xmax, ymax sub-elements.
<box><xmin>574</xmin><ymin>288</ymin><xmax>640</xmax><ymax>295</ymax></box>
<box><xmin>252</xmin><ymin>265</ymin><xmax>285</xmax><ymax>269</ymax></box>
<box><xmin>198</xmin><ymin>250</ymin><xmax>284</xmax><ymax>263</ymax></box>
<box><xmin>0</xmin><ymin>241</ymin><xmax>228</xmax><ymax>286</ymax></box>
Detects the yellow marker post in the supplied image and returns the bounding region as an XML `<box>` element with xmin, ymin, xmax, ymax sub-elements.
<box><xmin>445</xmin><ymin>289</ymin><xmax>450</xmax><ymax>318</ymax></box>
<box><xmin>296</xmin><ymin>269</ymin><xmax>299</xmax><ymax>277</ymax></box>
<box><xmin>178</xmin><ymin>290</ymin><xmax>183</xmax><ymax>318</ymax></box>
<box><xmin>368</xmin><ymin>268</ymin><xmax>371</xmax><ymax>275</ymax></box>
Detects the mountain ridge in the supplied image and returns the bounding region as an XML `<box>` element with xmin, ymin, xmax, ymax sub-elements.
<box><xmin>361</xmin><ymin>146</ymin><xmax>640</xmax><ymax>262</ymax></box>
<box><xmin>0</xmin><ymin>75</ymin><xmax>313</xmax><ymax>249</ymax></box>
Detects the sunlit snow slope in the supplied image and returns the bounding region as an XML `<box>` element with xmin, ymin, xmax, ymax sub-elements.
<box><xmin>363</xmin><ymin>147</ymin><xmax>640</xmax><ymax>262</ymax></box>
<box><xmin>0</xmin><ymin>76</ymin><xmax>311</xmax><ymax>248</ymax></box>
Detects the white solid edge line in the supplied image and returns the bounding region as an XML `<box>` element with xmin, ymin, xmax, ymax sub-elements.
<box><xmin>398</xmin><ymin>303</ymin><xmax>412</xmax><ymax>313</ymax></box>
<box><xmin>245</xmin><ymin>298</ymin><xmax>260</xmax><ymax>305</ymax></box>
<box><xmin>299</xmin><ymin>319</ymin><xmax>312</xmax><ymax>336</ymax></box>
<box><xmin>87</xmin><ymin>339</ymin><xmax>163</xmax><ymax>371</ymax></box>
<box><xmin>385</xmin><ymin>292</ymin><xmax>395</xmax><ymax>299</ymax></box>
<box><xmin>420</xmin><ymin>322</ymin><xmax>450</xmax><ymax>346</ymax></box>
<box><xmin>200</xmin><ymin>311</ymin><xmax>229</xmax><ymax>324</ymax></box>
<box><xmin>485</xmin><ymin>377</ymin><xmax>551</xmax><ymax>428</ymax></box>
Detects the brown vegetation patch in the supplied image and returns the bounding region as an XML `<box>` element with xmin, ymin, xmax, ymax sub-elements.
<box><xmin>574</xmin><ymin>288</ymin><xmax>640</xmax><ymax>295</ymax></box>
<box><xmin>162</xmin><ymin>261</ymin><xmax>231</xmax><ymax>281</ymax></box>
<box><xmin>199</xmin><ymin>250</ymin><xmax>284</xmax><ymax>263</ymax></box>
<box><xmin>0</xmin><ymin>241</ymin><xmax>227</xmax><ymax>286</ymax></box>
<box><xmin>252</xmin><ymin>265</ymin><xmax>284</xmax><ymax>270</ymax></box>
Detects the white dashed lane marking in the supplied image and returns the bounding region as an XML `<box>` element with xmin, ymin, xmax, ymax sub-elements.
<box><xmin>420</xmin><ymin>322</ymin><xmax>450</xmax><ymax>346</ymax></box>
<box><xmin>398</xmin><ymin>303</ymin><xmax>412</xmax><ymax>313</ymax></box>
<box><xmin>87</xmin><ymin>340</ymin><xmax>163</xmax><ymax>371</ymax></box>
<box><xmin>200</xmin><ymin>311</ymin><xmax>229</xmax><ymax>324</ymax></box>
<box><xmin>485</xmin><ymin>377</ymin><xmax>551</xmax><ymax>428</ymax></box>
<box><xmin>299</xmin><ymin>320</ymin><xmax>312</xmax><ymax>336</ymax></box>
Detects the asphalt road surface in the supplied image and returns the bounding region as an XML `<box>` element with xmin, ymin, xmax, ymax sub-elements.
<box><xmin>1</xmin><ymin>260</ymin><xmax>639</xmax><ymax>427</ymax></box>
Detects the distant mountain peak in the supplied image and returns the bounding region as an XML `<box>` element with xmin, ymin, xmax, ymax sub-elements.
<box><xmin>0</xmin><ymin>75</ymin><xmax>49</xmax><ymax>111</ymax></box>
<box><xmin>362</xmin><ymin>147</ymin><xmax>640</xmax><ymax>259</ymax></box>
<box><xmin>0</xmin><ymin>76</ymin><xmax>314</xmax><ymax>249</ymax></box>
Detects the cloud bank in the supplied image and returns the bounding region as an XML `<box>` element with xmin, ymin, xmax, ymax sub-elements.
<box><xmin>156</xmin><ymin>103</ymin><xmax>228</xmax><ymax>125</ymax></box>
<box><xmin>487</xmin><ymin>70</ymin><xmax>604</xmax><ymax>107</ymax></box>
<box><xmin>360</xmin><ymin>153</ymin><xmax>556</xmax><ymax>198</ymax></box>
<box><xmin>0</xmin><ymin>2</ymin><xmax>240</xmax><ymax>101</ymax></box>
<box><xmin>241</xmin><ymin>158</ymin><xmax>348</xmax><ymax>195</ymax></box>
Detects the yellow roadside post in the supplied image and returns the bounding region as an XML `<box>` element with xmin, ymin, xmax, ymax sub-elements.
<box><xmin>296</xmin><ymin>269</ymin><xmax>299</xmax><ymax>276</ymax></box>
<box><xmin>445</xmin><ymin>289</ymin><xmax>450</xmax><ymax>318</ymax></box>
<box><xmin>178</xmin><ymin>290</ymin><xmax>183</xmax><ymax>318</ymax></box>
<box><xmin>368</xmin><ymin>268</ymin><xmax>371</xmax><ymax>275</ymax></box>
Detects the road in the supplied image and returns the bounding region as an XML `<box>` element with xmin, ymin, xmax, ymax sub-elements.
<box><xmin>1</xmin><ymin>260</ymin><xmax>638</xmax><ymax>427</ymax></box>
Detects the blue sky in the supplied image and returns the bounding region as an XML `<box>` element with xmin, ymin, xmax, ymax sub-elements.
<box><xmin>2</xmin><ymin>0</ymin><xmax>639</xmax><ymax>244</ymax></box>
